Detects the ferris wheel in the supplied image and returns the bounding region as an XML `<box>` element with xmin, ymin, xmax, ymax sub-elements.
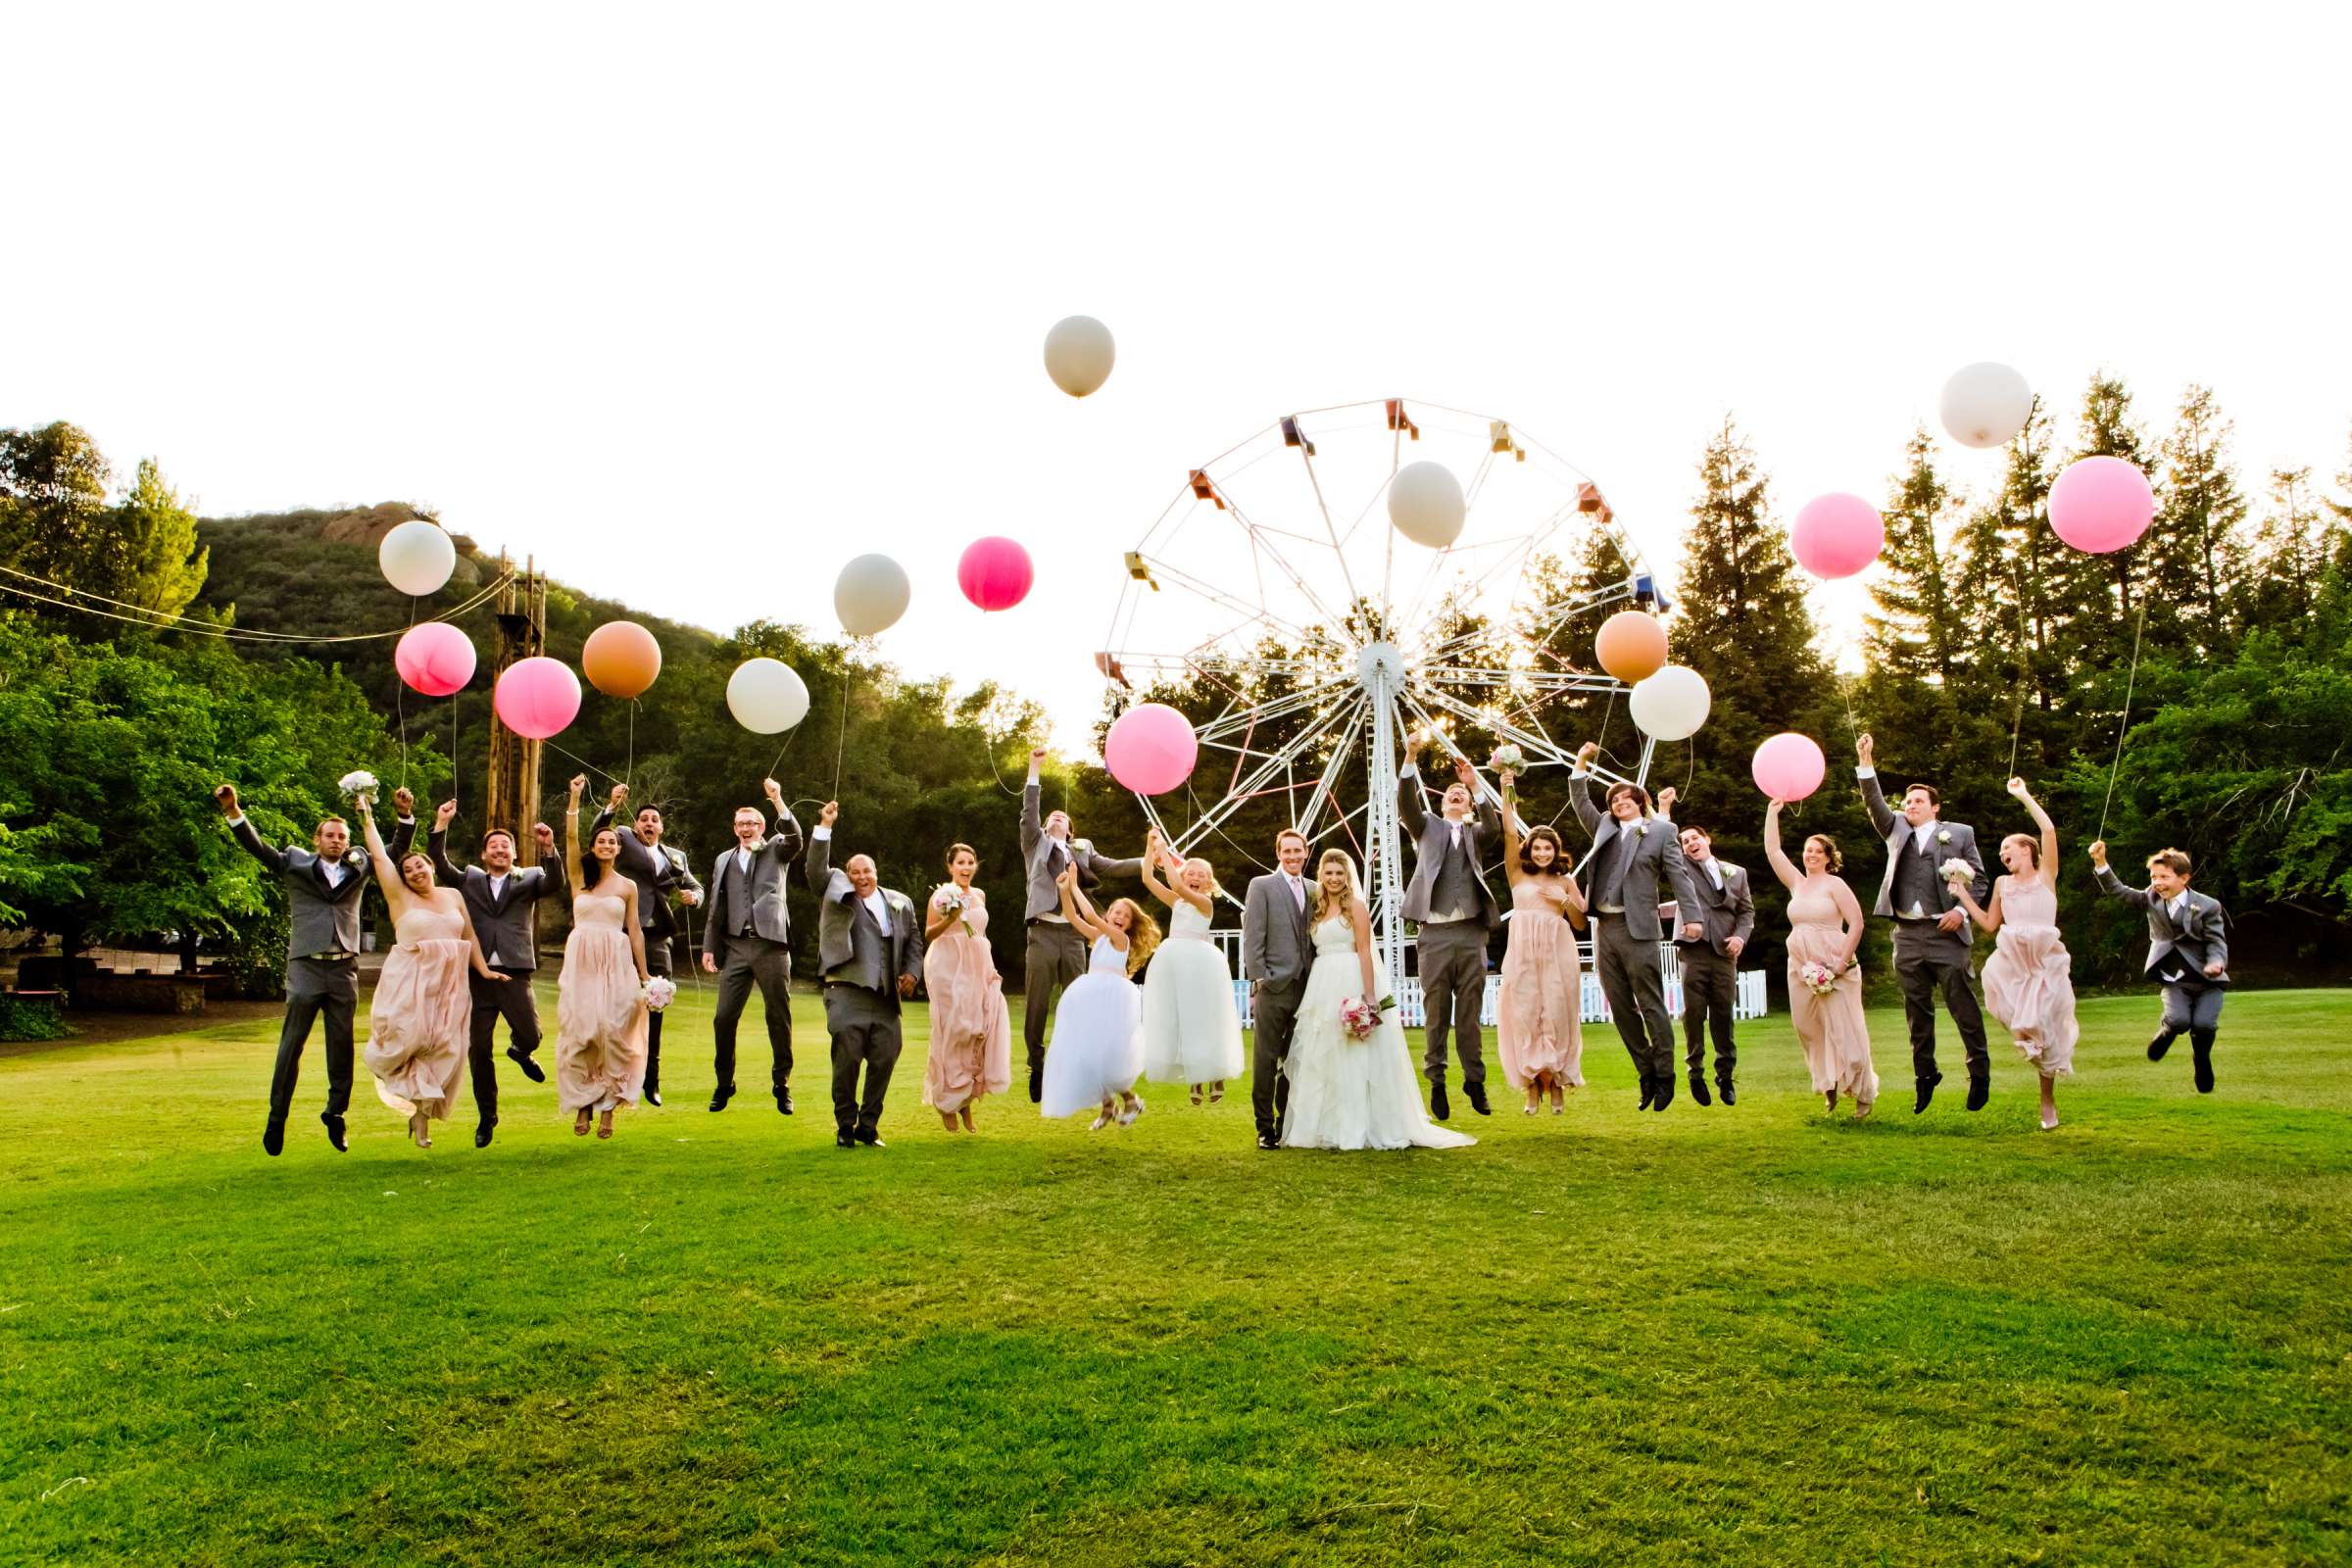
<box><xmin>1099</xmin><ymin>397</ymin><xmax>1671</xmax><ymax>992</ymax></box>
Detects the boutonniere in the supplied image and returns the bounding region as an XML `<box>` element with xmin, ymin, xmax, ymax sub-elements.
<box><xmin>1636</xmin><ymin>823</ymin><xmax>1649</xmax><ymax>839</ymax></box>
<box><xmin>1936</xmin><ymin>829</ymin><xmax>1951</xmax><ymax>846</ymax></box>
<box><xmin>1073</xmin><ymin>837</ymin><xmax>1094</xmax><ymax>855</ymax></box>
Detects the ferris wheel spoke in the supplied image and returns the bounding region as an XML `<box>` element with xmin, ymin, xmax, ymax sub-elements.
<box><xmin>1290</xmin><ymin>697</ymin><xmax>1369</xmax><ymax>842</ymax></box>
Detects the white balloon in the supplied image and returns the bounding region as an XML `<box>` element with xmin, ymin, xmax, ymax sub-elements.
<box><xmin>1629</xmin><ymin>664</ymin><xmax>1711</xmax><ymax>742</ymax></box>
<box><xmin>1043</xmin><ymin>316</ymin><xmax>1115</xmax><ymax>398</ymax></box>
<box><xmin>1387</xmin><ymin>461</ymin><xmax>1465</xmax><ymax>550</ymax></box>
<box><xmin>833</xmin><ymin>554</ymin><xmax>910</xmax><ymax>637</ymax></box>
<box><xmin>725</xmin><ymin>658</ymin><xmax>809</xmax><ymax>735</ymax></box>
<box><xmin>1938</xmin><ymin>362</ymin><xmax>2034</xmax><ymax>450</ymax></box>
<box><xmin>378</xmin><ymin>519</ymin><xmax>457</xmax><ymax>597</ymax></box>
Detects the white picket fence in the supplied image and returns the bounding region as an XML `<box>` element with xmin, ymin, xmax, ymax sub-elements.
<box><xmin>1207</xmin><ymin>931</ymin><xmax>1767</xmax><ymax>1028</ymax></box>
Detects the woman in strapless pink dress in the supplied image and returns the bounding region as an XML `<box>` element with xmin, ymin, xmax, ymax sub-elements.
<box><xmin>557</xmin><ymin>776</ymin><xmax>651</xmax><ymax>1142</ymax></box>
<box><xmin>1495</xmin><ymin>768</ymin><xmax>1587</xmax><ymax>1114</ymax></box>
<box><xmin>1953</xmin><ymin>778</ymin><xmax>2078</xmax><ymax>1131</ymax></box>
<box><xmin>356</xmin><ymin>792</ymin><xmax>506</xmax><ymax>1150</ymax></box>
<box><xmin>1764</xmin><ymin>799</ymin><xmax>1877</xmax><ymax>1118</ymax></box>
<box><xmin>922</xmin><ymin>843</ymin><xmax>1013</xmax><ymax>1132</ymax></box>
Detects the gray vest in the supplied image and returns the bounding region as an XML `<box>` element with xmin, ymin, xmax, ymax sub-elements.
<box><xmin>715</xmin><ymin>854</ymin><xmax>753</xmax><ymax>937</ymax></box>
<box><xmin>466</xmin><ymin>871</ymin><xmax>544</xmax><ymax>971</ymax></box>
<box><xmin>1431</xmin><ymin>826</ymin><xmax>1481</xmax><ymax>919</ymax></box>
<box><xmin>834</xmin><ymin>899</ymin><xmax>892</xmax><ymax>992</ymax></box>
<box><xmin>1595</xmin><ymin>831</ymin><xmax>1635</xmax><ymax>910</ymax></box>
<box><xmin>1890</xmin><ymin>834</ymin><xmax>1943</xmax><ymax>916</ymax></box>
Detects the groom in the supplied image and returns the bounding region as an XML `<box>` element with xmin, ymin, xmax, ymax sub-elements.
<box><xmin>1854</xmin><ymin>733</ymin><xmax>1990</xmax><ymax>1113</ymax></box>
<box><xmin>808</xmin><ymin>801</ymin><xmax>924</xmax><ymax>1148</ymax></box>
<box><xmin>1240</xmin><ymin>828</ymin><xmax>1313</xmax><ymax>1150</ymax></box>
<box><xmin>701</xmin><ymin>777</ymin><xmax>804</xmax><ymax>1114</ymax></box>
<box><xmin>1021</xmin><ymin>747</ymin><xmax>1142</xmax><ymax>1102</ymax></box>
<box><xmin>426</xmin><ymin>804</ymin><xmax>560</xmax><ymax>1147</ymax></box>
<box><xmin>1571</xmin><ymin>744</ymin><xmax>1703</xmax><ymax>1110</ymax></box>
<box><xmin>1398</xmin><ymin>751</ymin><xmax>1504</xmax><ymax>1119</ymax></box>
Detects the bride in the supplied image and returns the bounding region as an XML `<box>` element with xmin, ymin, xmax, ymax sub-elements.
<box><xmin>1284</xmin><ymin>849</ymin><xmax>1477</xmax><ymax>1152</ymax></box>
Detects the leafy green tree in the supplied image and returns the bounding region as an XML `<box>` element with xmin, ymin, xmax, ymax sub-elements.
<box><xmin>0</xmin><ymin>425</ymin><xmax>208</xmax><ymax>620</ymax></box>
<box><xmin>2148</xmin><ymin>383</ymin><xmax>2252</xmax><ymax>653</ymax></box>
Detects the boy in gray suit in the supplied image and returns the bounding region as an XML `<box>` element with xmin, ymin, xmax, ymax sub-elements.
<box><xmin>2089</xmin><ymin>840</ymin><xmax>2230</xmax><ymax>1093</ymax></box>
<box><xmin>808</xmin><ymin>801</ymin><xmax>924</xmax><ymax>1148</ymax></box>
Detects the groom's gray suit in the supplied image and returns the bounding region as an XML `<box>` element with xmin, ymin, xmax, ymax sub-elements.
<box><xmin>1241</xmin><ymin>866</ymin><xmax>1314</xmax><ymax>1144</ymax></box>
<box><xmin>808</xmin><ymin>830</ymin><xmax>924</xmax><ymax>1143</ymax></box>
<box><xmin>1019</xmin><ymin>780</ymin><xmax>1142</xmax><ymax>1081</ymax></box>
<box><xmin>1398</xmin><ymin>769</ymin><xmax>1504</xmax><ymax>1094</ymax></box>
<box><xmin>1572</xmin><ymin>772</ymin><xmax>1702</xmax><ymax>1098</ymax></box>
<box><xmin>1858</xmin><ymin>767</ymin><xmax>1991</xmax><ymax>1096</ymax></box>
<box><xmin>702</xmin><ymin>805</ymin><xmax>804</xmax><ymax>1105</ymax></box>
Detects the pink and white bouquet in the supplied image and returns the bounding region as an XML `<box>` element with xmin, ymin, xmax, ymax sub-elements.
<box><xmin>935</xmin><ymin>888</ymin><xmax>974</xmax><ymax>938</ymax></box>
<box><xmin>1488</xmin><ymin>743</ymin><xmax>1524</xmax><ymax>773</ymax></box>
<box><xmin>1938</xmin><ymin>857</ymin><xmax>1977</xmax><ymax>888</ymax></box>
<box><xmin>338</xmin><ymin>769</ymin><xmax>379</xmax><ymax>800</ymax></box>
<box><xmin>1797</xmin><ymin>961</ymin><xmax>1840</xmax><ymax>997</ymax></box>
<box><xmin>1339</xmin><ymin>994</ymin><xmax>1395</xmax><ymax>1042</ymax></box>
<box><xmin>643</xmin><ymin>976</ymin><xmax>677</xmax><ymax>1011</ymax></box>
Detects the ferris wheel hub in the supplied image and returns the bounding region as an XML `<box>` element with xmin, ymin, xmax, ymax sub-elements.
<box><xmin>1354</xmin><ymin>641</ymin><xmax>1405</xmax><ymax>691</ymax></box>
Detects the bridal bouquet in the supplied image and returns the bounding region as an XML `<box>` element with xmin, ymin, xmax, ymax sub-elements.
<box><xmin>1488</xmin><ymin>743</ymin><xmax>1524</xmax><ymax>772</ymax></box>
<box><xmin>935</xmin><ymin>889</ymin><xmax>974</xmax><ymax>938</ymax></box>
<box><xmin>1938</xmin><ymin>857</ymin><xmax>1977</xmax><ymax>887</ymax></box>
<box><xmin>1339</xmin><ymin>994</ymin><xmax>1395</xmax><ymax>1042</ymax></box>
<box><xmin>643</xmin><ymin>976</ymin><xmax>677</xmax><ymax>1011</ymax></box>
<box><xmin>338</xmin><ymin>769</ymin><xmax>379</xmax><ymax>800</ymax></box>
<box><xmin>1797</xmin><ymin>961</ymin><xmax>1840</xmax><ymax>997</ymax></box>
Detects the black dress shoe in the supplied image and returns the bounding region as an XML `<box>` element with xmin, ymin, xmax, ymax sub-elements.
<box><xmin>835</xmin><ymin>1133</ymin><xmax>857</xmax><ymax>1150</ymax></box>
<box><xmin>1256</xmin><ymin>1133</ymin><xmax>1280</xmax><ymax>1151</ymax></box>
<box><xmin>2147</xmin><ymin>1032</ymin><xmax>2176</xmax><ymax>1061</ymax></box>
<box><xmin>506</xmin><ymin>1047</ymin><xmax>547</xmax><ymax>1084</ymax></box>
<box><xmin>1966</xmin><ymin>1076</ymin><xmax>1989</xmax><ymax>1111</ymax></box>
<box><xmin>1914</xmin><ymin>1071</ymin><xmax>1942</xmax><ymax>1114</ymax></box>
<box><xmin>262</xmin><ymin>1119</ymin><xmax>286</xmax><ymax>1157</ymax></box>
<box><xmin>1464</xmin><ymin>1081</ymin><xmax>1492</xmax><ymax>1116</ymax></box>
<box><xmin>856</xmin><ymin>1130</ymin><xmax>886</xmax><ymax>1149</ymax></box>
<box><xmin>2191</xmin><ymin>1033</ymin><xmax>2216</xmax><ymax>1093</ymax></box>
<box><xmin>1637</xmin><ymin>1073</ymin><xmax>1656</xmax><ymax>1111</ymax></box>
<box><xmin>1650</xmin><ymin>1073</ymin><xmax>1674</xmax><ymax>1111</ymax></box>
<box><xmin>1717</xmin><ymin>1079</ymin><xmax>1737</xmax><ymax>1106</ymax></box>
<box><xmin>474</xmin><ymin>1120</ymin><xmax>496</xmax><ymax>1149</ymax></box>
<box><xmin>709</xmin><ymin>1084</ymin><xmax>736</xmax><ymax>1112</ymax></box>
<box><xmin>1028</xmin><ymin>1062</ymin><xmax>1044</xmax><ymax>1103</ymax></box>
<box><xmin>644</xmin><ymin>1088</ymin><xmax>662</xmax><ymax>1108</ymax></box>
<box><xmin>1690</xmin><ymin>1073</ymin><xmax>1713</xmax><ymax>1106</ymax></box>
<box><xmin>320</xmin><ymin>1112</ymin><xmax>348</xmax><ymax>1152</ymax></box>
<box><xmin>776</xmin><ymin>1088</ymin><xmax>794</xmax><ymax>1115</ymax></box>
<box><xmin>1429</xmin><ymin>1080</ymin><xmax>1450</xmax><ymax>1121</ymax></box>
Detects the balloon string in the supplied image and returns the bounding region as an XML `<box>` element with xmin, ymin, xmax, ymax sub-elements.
<box><xmin>396</xmin><ymin>596</ymin><xmax>416</xmax><ymax>787</ymax></box>
<box><xmin>832</xmin><ymin>660</ymin><xmax>855</xmax><ymax>799</ymax></box>
<box><xmin>2095</xmin><ymin>596</ymin><xmax>2150</xmax><ymax>845</ymax></box>
<box><xmin>2006</xmin><ymin>565</ymin><xmax>2032</xmax><ymax>780</ymax></box>
<box><xmin>626</xmin><ymin>700</ymin><xmax>636</xmax><ymax>793</ymax></box>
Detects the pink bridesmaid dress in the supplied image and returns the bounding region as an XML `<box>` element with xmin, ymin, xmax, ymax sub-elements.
<box><xmin>366</xmin><ymin>904</ymin><xmax>473</xmax><ymax>1122</ymax></box>
<box><xmin>556</xmin><ymin>890</ymin><xmax>648</xmax><ymax>1113</ymax></box>
<box><xmin>1496</xmin><ymin>877</ymin><xmax>1584</xmax><ymax>1089</ymax></box>
<box><xmin>921</xmin><ymin>885</ymin><xmax>1013</xmax><ymax>1113</ymax></box>
<box><xmin>1786</xmin><ymin>881</ymin><xmax>1877</xmax><ymax>1109</ymax></box>
<box><xmin>1981</xmin><ymin>877</ymin><xmax>2079</xmax><ymax>1075</ymax></box>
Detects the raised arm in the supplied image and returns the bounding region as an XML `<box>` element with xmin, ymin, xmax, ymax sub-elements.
<box><xmin>1570</xmin><ymin>743</ymin><xmax>1602</xmax><ymax>835</ymax></box>
<box><xmin>1396</xmin><ymin>764</ymin><xmax>1429</xmax><ymax>836</ymax></box>
<box><xmin>805</xmin><ymin>802</ymin><xmax>838</xmax><ymax>893</ymax></box>
<box><xmin>1021</xmin><ymin>749</ymin><xmax>1046</xmax><ymax>858</ymax></box>
<box><xmin>520</xmin><ymin>824</ymin><xmax>560</xmax><ymax>900</ymax></box>
<box><xmin>1762</xmin><ymin>800</ymin><xmax>1800</xmax><ymax>890</ymax></box>
<box><xmin>1056</xmin><ymin>864</ymin><xmax>1109</xmax><ymax>942</ymax></box>
<box><xmin>216</xmin><ymin>784</ymin><xmax>290</xmax><ymax>873</ymax></box>
<box><xmin>385</xmin><ymin>791</ymin><xmax>416</xmax><ymax>861</ymax></box>
<box><xmin>1136</xmin><ymin>830</ymin><xmax>1179</xmax><ymax>907</ymax></box>
<box><xmin>2087</xmin><ymin>843</ymin><xmax>2154</xmax><ymax>909</ymax></box>
<box><xmin>2009</xmin><ymin>777</ymin><xmax>2059</xmax><ymax>889</ymax></box>
<box><xmin>1499</xmin><ymin>772</ymin><xmax>1524</xmax><ymax>886</ymax></box>
<box><xmin>357</xmin><ymin>795</ymin><xmax>409</xmax><ymax>920</ymax></box>
<box><xmin>562</xmin><ymin>776</ymin><xmax>589</xmax><ymax>901</ymax></box>
<box><xmin>1855</xmin><ymin>733</ymin><xmax>1898</xmax><ymax>839</ymax></box>
<box><xmin>760</xmin><ymin>778</ymin><xmax>803</xmax><ymax>862</ymax></box>
<box><xmin>427</xmin><ymin>800</ymin><xmax>464</xmax><ymax>885</ymax></box>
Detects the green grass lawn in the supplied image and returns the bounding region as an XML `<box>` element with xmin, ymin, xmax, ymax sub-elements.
<box><xmin>2</xmin><ymin>984</ymin><xmax>2347</xmax><ymax>1566</ymax></box>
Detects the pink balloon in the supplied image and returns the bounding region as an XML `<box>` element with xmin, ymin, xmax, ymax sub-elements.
<box><xmin>394</xmin><ymin>621</ymin><xmax>476</xmax><ymax>698</ymax></box>
<box><xmin>1791</xmin><ymin>493</ymin><xmax>1886</xmax><ymax>579</ymax></box>
<box><xmin>493</xmin><ymin>656</ymin><xmax>581</xmax><ymax>741</ymax></box>
<box><xmin>1751</xmin><ymin>732</ymin><xmax>1827</xmax><ymax>802</ymax></box>
<box><xmin>2049</xmin><ymin>456</ymin><xmax>2155</xmax><ymax>554</ymax></box>
<box><xmin>956</xmin><ymin>536</ymin><xmax>1034</xmax><ymax>612</ymax></box>
<box><xmin>1104</xmin><ymin>703</ymin><xmax>1199</xmax><ymax>796</ymax></box>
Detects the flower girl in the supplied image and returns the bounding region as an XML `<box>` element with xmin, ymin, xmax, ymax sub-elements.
<box><xmin>1137</xmin><ymin>828</ymin><xmax>1246</xmax><ymax>1105</ymax></box>
<box><xmin>1037</xmin><ymin>864</ymin><xmax>1161</xmax><ymax>1130</ymax></box>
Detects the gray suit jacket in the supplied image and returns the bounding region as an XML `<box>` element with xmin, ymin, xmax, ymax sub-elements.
<box><xmin>1397</xmin><ymin>771</ymin><xmax>1504</xmax><ymax>929</ymax></box>
<box><xmin>425</xmin><ymin>829</ymin><xmax>557</xmax><ymax>970</ymax></box>
<box><xmin>2094</xmin><ymin>865</ymin><xmax>2230</xmax><ymax>983</ymax></box>
<box><xmin>591</xmin><ymin>807</ymin><xmax>703</xmax><ymax>937</ymax></box>
<box><xmin>1860</xmin><ymin>771</ymin><xmax>1988</xmax><ymax>918</ymax></box>
<box><xmin>1021</xmin><ymin>782</ymin><xmax>1142</xmax><ymax>922</ymax></box>
<box><xmin>228</xmin><ymin>812</ymin><xmax>415</xmax><ymax>958</ymax></box>
<box><xmin>701</xmin><ymin>807</ymin><xmax>804</xmax><ymax>961</ymax></box>
<box><xmin>1669</xmin><ymin>858</ymin><xmax>1756</xmax><ymax>955</ymax></box>
<box><xmin>1571</xmin><ymin>774</ymin><xmax>1701</xmax><ymax>944</ymax></box>
<box><xmin>807</xmin><ymin>833</ymin><xmax>924</xmax><ymax>1002</ymax></box>
<box><xmin>1241</xmin><ymin>870</ymin><xmax>1313</xmax><ymax>990</ymax></box>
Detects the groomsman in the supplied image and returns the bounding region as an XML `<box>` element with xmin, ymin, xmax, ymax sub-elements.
<box><xmin>2089</xmin><ymin>840</ymin><xmax>2230</xmax><ymax>1093</ymax></box>
<box><xmin>591</xmin><ymin>784</ymin><xmax>704</xmax><ymax>1106</ymax></box>
<box><xmin>1398</xmin><ymin>752</ymin><xmax>1505</xmax><ymax>1119</ymax></box>
<box><xmin>427</xmin><ymin>803</ymin><xmax>559</xmax><ymax>1146</ymax></box>
<box><xmin>217</xmin><ymin>781</ymin><xmax>415</xmax><ymax>1155</ymax></box>
<box><xmin>1661</xmin><ymin>812</ymin><xmax>1754</xmax><ymax>1106</ymax></box>
<box><xmin>701</xmin><ymin>777</ymin><xmax>804</xmax><ymax>1114</ymax></box>
<box><xmin>808</xmin><ymin>801</ymin><xmax>924</xmax><ymax>1148</ymax></box>
<box><xmin>1020</xmin><ymin>748</ymin><xmax>1142</xmax><ymax>1102</ymax></box>
<box><xmin>1853</xmin><ymin>733</ymin><xmax>1991</xmax><ymax>1113</ymax></box>
<box><xmin>1240</xmin><ymin>828</ymin><xmax>1314</xmax><ymax>1149</ymax></box>
<box><xmin>1571</xmin><ymin>743</ymin><xmax>1703</xmax><ymax>1110</ymax></box>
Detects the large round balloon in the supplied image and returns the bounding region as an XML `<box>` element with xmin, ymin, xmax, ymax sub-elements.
<box><xmin>1629</xmin><ymin>664</ymin><xmax>1711</xmax><ymax>742</ymax></box>
<box><xmin>1043</xmin><ymin>316</ymin><xmax>1115</xmax><ymax>398</ymax></box>
<box><xmin>581</xmin><ymin>621</ymin><xmax>662</xmax><ymax>699</ymax></box>
<box><xmin>1939</xmin><ymin>362</ymin><xmax>2034</xmax><ymax>450</ymax></box>
<box><xmin>1103</xmin><ymin>703</ymin><xmax>1199</xmax><ymax>796</ymax></box>
<box><xmin>957</xmin><ymin>536</ymin><xmax>1034</xmax><ymax>612</ymax></box>
<box><xmin>1791</xmin><ymin>493</ymin><xmax>1886</xmax><ymax>580</ymax></box>
<box><xmin>493</xmin><ymin>657</ymin><xmax>581</xmax><ymax>741</ymax></box>
<box><xmin>2049</xmin><ymin>456</ymin><xmax>2155</xmax><ymax>554</ymax></box>
<box><xmin>379</xmin><ymin>519</ymin><xmax>457</xmax><ymax>597</ymax></box>
<box><xmin>725</xmin><ymin>657</ymin><xmax>809</xmax><ymax>735</ymax></box>
<box><xmin>1593</xmin><ymin>611</ymin><xmax>1669</xmax><ymax>684</ymax></box>
<box><xmin>1751</xmin><ymin>732</ymin><xmax>1828</xmax><ymax>801</ymax></box>
<box><xmin>834</xmin><ymin>554</ymin><xmax>911</xmax><ymax>637</ymax></box>
<box><xmin>1387</xmin><ymin>461</ymin><xmax>1466</xmax><ymax>550</ymax></box>
<box><xmin>394</xmin><ymin>621</ymin><xmax>476</xmax><ymax>698</ymax></box>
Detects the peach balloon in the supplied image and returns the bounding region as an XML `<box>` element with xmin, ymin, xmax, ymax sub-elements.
<box><xmin>1593</xmin><ymin>611</ymin><xmax>1668</xmax><ymax>684</ymax></box>
<box><xmin>581</xmin><ymin>621</ymin><xmax>662</xmax><ymax>699</ymax></box>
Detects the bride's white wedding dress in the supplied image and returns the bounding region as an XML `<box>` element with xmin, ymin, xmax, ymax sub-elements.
<box><xmin>1283</xmin><ymin>914</ymin><xmax>1477</xmax><ymax>1152</ymax></box>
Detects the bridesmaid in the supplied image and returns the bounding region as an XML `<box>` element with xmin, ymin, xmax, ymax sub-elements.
<box><xmin>1137</xmin><ymin>828</ymin><xmax>1247</xmax><ymax>1105</ymax></box>
<box><xmin>1953</xmin><ymin>777</ymin><xmax>2078</xmax><ymax>1131</ymax></box>
<box><xmin>1495</xmin><ymin>766</ymin><xmax>1587</xmax><ymax>1114</ymax></box>
<box><xmin>921</xmin><ymin>842</ymin><xmax>1013</xmax><ymax>1133</ymax></box>
<box><xmin>1764</xmin><ymin>799</ymin><xmax>1877</xmax><ymax>1118</ymax></box>
<box><xmin>556</xmin><ymin>776</ymin><xmax>651</xmax><ymax>1141</ymax></box>
<box><xmin>357</xmin><ymin>792</ymin><xmax>504</xmax><ymax>1149</ymax></box>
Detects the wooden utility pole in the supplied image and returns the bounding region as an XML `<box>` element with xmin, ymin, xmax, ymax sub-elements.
<box><xmin>485</xmin><ymin>552</ymin><xmax>548</xmax><ymax>868</ymax></box>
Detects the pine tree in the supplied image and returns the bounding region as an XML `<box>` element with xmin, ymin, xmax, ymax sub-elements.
<box><xmin>1858</xmin><ymin>428</ymin><xmax>1981</xmax><ymax>783</ymax></box>
<box><xmin>2246</xmin><ymin>466</ymin><xmax>2326</xmax><ymax>627</ymax></box>
<box><xmin>2148</xmin><ymin>383</ymin><xmax>2252</xmax><ymax>654</ymax></box>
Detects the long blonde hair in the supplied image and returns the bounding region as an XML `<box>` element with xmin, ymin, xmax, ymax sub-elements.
<box><xmin>1310</xmin><ymin>848</ymin><xmax>1359</xmax><ymax>926</ymax></box>
<box><xmin>1107</xmin><ymin>897</ymin><xmax>1161</xmax><ymax>975</ymax></box>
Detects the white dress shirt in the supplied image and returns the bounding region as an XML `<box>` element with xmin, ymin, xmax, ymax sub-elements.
<box><xmin>861</xmin><ymin>888</ymin><xmax>894</xmax><ymax>936</ymax></box>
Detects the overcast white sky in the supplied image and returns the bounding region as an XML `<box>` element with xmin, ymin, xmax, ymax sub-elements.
<box><xmin>9</xmin><ymin>3</ymin><xmax>2346</xmax><ymax>748</ymax></box>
